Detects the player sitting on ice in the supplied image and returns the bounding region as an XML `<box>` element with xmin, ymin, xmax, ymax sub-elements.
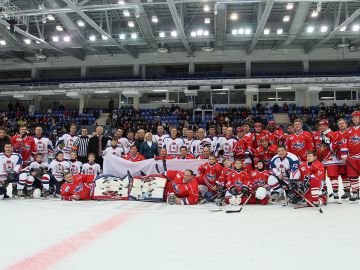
<box><xmin>268</xmin><ymin>146</ymin><xmax>301</xmax><ymax>203</ymax></box>
<box><xmin>82</xmin><ymin>153</ymin><xmax>101</xmax><ymax>176</ymax></box>
<box><xmin>222</xmin><ymin>159</ymin><xmax>250</xmax><ymax>205</ymax></box>
<box><xmin>245</xmin><ymin>161</ymin><xmax>271</xmax><ymax>205</ymax></box>
<box><xmin>60</xmin><ymin>172</ymin><xmax>95</xmax><ymax>201</ymax></box>
<box><xmin>297</xmin><ymin>151</ymin><xmax>327</xmax><ymax>207</ymax></box>
<box><xmin>197</xmin><ymin>155</ymin><xmax>224</xmax><ymax>202</ymax></box>
<box><xmin>164</xmin><ymin>169</ymin><xmax>199</xmax><ymax>205</ymax></box>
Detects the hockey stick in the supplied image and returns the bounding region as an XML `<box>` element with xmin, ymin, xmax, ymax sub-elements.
<box><xmin>292</xmin><ymin>189</ymin><xmax>323</xmax><ymax>214</ymax></box>
<box><xmin>226</xmin><ymin>194</ymin><xmax>252</xmax><ymax>213</ymax></box>
<box><xmin>345</xmin><ymin>158</ymin><xmax>360</xmax><ymax>175</ymax></box>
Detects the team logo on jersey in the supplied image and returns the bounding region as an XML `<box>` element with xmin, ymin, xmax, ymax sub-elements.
<box><xmin>74</xmin><ymin>183</ymin><xmax>84</xmax><ymax>193</ymax></box>
<box><xmin>205</xmin><ymin>174</ymin><xmax>215</xmax><ymax>180</ymax></box>
<box><xmin>251</xmin><ymin>172</ymin><xmax>257</xmax><ymax>177</ymax></box>
<box><xmin>301</xmin><ymin>167</ymin><xmax>306</xmax><ymax>172</ymax></box>
<box><xmin>292</xmin><ymin>142</ymin><xmax>305</xmax><ymax>149</ymax></box>
<box><xmin>349</xmin><ymin>135</ymin><xmax>360</xmax><ymax>144</ymax></box>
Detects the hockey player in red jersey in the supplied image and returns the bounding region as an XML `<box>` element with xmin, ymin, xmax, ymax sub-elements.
<box><xmin>60</xmin><ymin>172</ymin><xmax>95</xmax><ymax>201</ymax></box>
<box><xmin>286</xmin><ymin>119</ymin><xmax>315</xmax><ymax>162</ymax></box>
<box><xmin>234</xmin><ymin>127</ymin><xmax>253</xmax><ymax>173</ymax></box>
<box><xmin>298</xmin><ymin>151</ymin><xmax>327</xmax><ymax>206</ymax></box>
<box><xmin>223</xmin><ymin>159</ymin><xmax>250</xmax><ymax>205</ymax></box>
<box><xmin>176</xmin><ymin>146</ymin><xmax>195</xmax><ymax>159</ymax></box>
<box><xmin>336</xmin><ymin>118</ymin><xmax>351</xmax><ymax>199</ymax></box>
<box><xmin>197</xmin><ymin>155</ymin><xmax>223</xmax><ymax>201</ymax></box>
<box><xmin>244</xmin><ymin>161</ymin><xmax>271</xmax><ymax>205</ymax></box>
<box><xmin>11</xmin><ymin>125</ymin><xmax>36</xmax><ymax>166</ymax></box>
<box><xmin>313</xmin><ymin>119</ymin><xmax>341</xmax><ymax>199</ymax></box>
<box><xmin>123</xmin><ymin>145</ymin><xmax>145</xmax><ymax>162</ymax></box>
<box><xmin>164</xmin><ymin>169</ymin><xmax>199</xmax><ymax>205</ymax></box>
<box><xmin>254</xmin><ymin>136</ymin><xmax>278</xmax><ymax>169</ymax></box>
<box><xmin>268</xmin><ymin>120</ymin><xmax>286</xmax><ymax>146</ymax></box>
<box><xmin>252</xmin><ymin>122</ymin><xmax>271</xmax><ymax>149</ymax></box>
<box><xmin>341</xmin><ymin>111</ymin><xmax>360</xmax><ymax>201</ymax></box>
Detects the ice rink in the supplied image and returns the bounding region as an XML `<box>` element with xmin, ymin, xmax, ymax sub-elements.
<box><xmin>1</xmin><ymin>194</ymin><xmax>359</xmax><ymax>270</ymax></box>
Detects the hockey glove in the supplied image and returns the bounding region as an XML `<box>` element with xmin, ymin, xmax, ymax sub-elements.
<box><xmin>167</xmin><ymin>193</ymin><xmax>176</xmax><ymax>205</ymax></box>
<box><xmin>241</xmin><ymin>185</ymin><xmax>250</xmax><ymax>197</ymax></box>
<box><xmin>321</xmin><ymin>135</ymin><xmax>330</xmax><ymax>145</ymax></box>
<box><xmin>229</xmin><ymin>186</ymin><xmax>239</xmax><ymax>196</ymax></box>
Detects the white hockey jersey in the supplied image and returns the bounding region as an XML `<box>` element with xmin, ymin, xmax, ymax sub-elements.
<box><xmin>56</xmin><ymin>134</ymin><xmax>79</xmax><ymax>160</ymax></box>
<box><xmin>0</xmin><ymin>153</ymin><xmax>22</xmax><ymax>181</ymax></box>
<box><xmin>270</xmin><ymin>152</ymin><xmax>301</xmax><ymax>180</ymax></box>
<box><xmin>48</xmin><ymin>159</ymin><xmax>71</xmax><ymax>182</ymax></box>
<box><xmin>34</xmin><ymin>137</ymin><xmax>54</xmax><ymax>163</ymax></box>
<box><xmin>69</xmin><ymin>160</ymin><xmax>82</xmax><ymax>175</ymax></box>
<box><xmin>163</xmin><ymin>137</ymin><xmax>184</xmax><ymax>157</ymax></box>
<box><xmin>191</xmin><ymin>137</ymin><xmax>213</xmax><ymax>157</ymax></box>
<box><xmin>82</xmin><ymin>162</ymin><xmax>101</xmax><ymax>176</ymax></box>
<box><xmin>215</xmin><ymin>137</ymin><xmax>237</xmax><ymax>160</ymax></box>
<box><xmin>183</xmin><ymin>138</ymin><xmax>194</xmax><ymax>151</ymax></box>
<box><xmin>29</xmin><ymin>161</ymin><xmax>49</xmax><ymax>171</ymax></box>
<box><xmin>103</xmin><ymin>146</ymin><xmax>124</xmax><ymax>158</ymax></box>
<box><xmin>154</xmin><ymin>134</ymin><xmax>169</xmax><ymax>149</ymax></box>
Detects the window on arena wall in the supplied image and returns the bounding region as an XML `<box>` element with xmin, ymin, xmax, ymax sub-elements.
<box><xmin>168</xmin><ymin>92</ymin><xmax>178</xmax><ymax>103</ymax></box>
<box><xmin>178</xmin><ymin>92</ymin><xmax>187</xmax><ymax>103</ymax></box>
<box><xmin>212</xmin><ymin>90</ymin><xmax>229</xmax><ymax>104</ymax></box>
<box><xmin>277</xmin><ymin>91</ymin><xmax>296</xmax><ymax>101</ymax></box>
<box><xmin>139</xmin><ymin>93</ymin><xmax>167</xmax><ymax>103</ymax></box>
<box><xmin>230</xmin><ymin>90</ymin><xmax>246</xmax><ymax>104</ymax></box>
<box><xmin>196</xmin><ymin>91</ymin><xmax>211</xmax><ymax>104</ymax></box>
<box><xmin>319</xmin><ymin>91</ymin><xmax>335</xmax><ymax>101</ymax></box>
<box><xmin>120</xmin><ymin>95</ymin><xmax>133</xmax><ymax>105</ymax></box>
<box><xmin>335</xmin><ymin>91</ymin><xmax>352</xmax><ymax>100</ymax></box>
<box><xmin>259</xmin><ymin>91</ymin><xmax>276</xmax><ymax>102</ymax></box>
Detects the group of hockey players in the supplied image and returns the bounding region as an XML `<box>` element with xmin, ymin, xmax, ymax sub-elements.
<box><xmin>1</xmin><ymin>109</ymin><xmax>360</xmax><ymax>210</ymax></box>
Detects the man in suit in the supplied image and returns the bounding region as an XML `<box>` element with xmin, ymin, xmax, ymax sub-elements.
<box><xmin>87</xmin><ymin>126</ymin><xmax>109</xmax><ymax>168</ymax></box>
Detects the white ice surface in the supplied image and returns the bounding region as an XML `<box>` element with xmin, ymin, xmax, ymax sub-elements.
<box><xmin>1</xmin><ymin>185</ymin><xmax>359</xmax><ymax>270</ymax></box>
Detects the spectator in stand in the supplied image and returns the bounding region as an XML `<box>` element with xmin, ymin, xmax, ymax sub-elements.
<box><xmin>109</xmin><ymin>98</ymin><xmax>114</xmax><ymax>112</ymax></box>
<box><xmin>0</xmin><ymin>127</ymin><xmax>10</xmax><ymax>153</ymax></box>
<box><xmin>140</xmin><ymin>132</ymin><xmax>158</xmax><ymax>159</ymax></box>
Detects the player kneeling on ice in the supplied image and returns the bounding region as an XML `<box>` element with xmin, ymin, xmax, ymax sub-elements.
<box><xmin>223</xmin><ymin>159</ymin><xmax>250</xmax><ymax>205</ymax></box>
<box><xmin>17</xmin><ymin>169</ymin><xmax>51</xmax><ymax>199</ymax></box>
<box><xmin>164</xmin><ymin>170</ymin><xmax>199</xmax><ymax>205</ymax></box>
<box><xmin>60</xmin><ymin>172</ymin><xmax>95</xmax><ymax>201</ymax></box>
<box><xmin>244</xmin><ymin>161</ymin><xmax>271</xmax><ymax>205</ymax></box>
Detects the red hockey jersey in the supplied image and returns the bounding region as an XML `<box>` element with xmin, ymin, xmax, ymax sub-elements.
<box><xmin>286</xmin><ymin>131</ymin><xmax>315</xmax><ymax>161</ymax></box>
<box><xmin>336</xmin><ymin>130</ymin><xmax>347</xmax><ymax>162</ymax></box>
<box><xmin>269</xmin><ymin>129</ymin><xmax>286</xmax><ymax>146</ymax></box>
<box><xmin>313</xmin><ymin>130</ymin><xmax>339</xmax><ymax>164</ymax></box>
<box><xmin>299</xmin><ymin>160</ymin><xmax>325</xmax><ymax>182</ymax></box>
<box><xmin>223</xmin><ymin>169</ymin><xmax>250</xmax><ymax>193</ymax></box>
<box><xmin>123</xmin><ymin>153</ymin><xmax>145</xmax><ymax>162</ymax></box>
<box><xmin>11</xmin><ymin>134</ymin><xmax>36</xmax><ymax>165</ymax></box>
<box><xmin>248</xmin><ymin>169</ymin><xmax>271</xmax><ymax>189</ymax></box>
<box><xmin>252</xmin><ymin>130</ymin><xmax>271</xmax><ymax>149</ymax></box>
<box><xmin>164</xmin><ymin>170</ymin><xmax>199</xmax><ymax>205</ymax></box>
<box><xmin>176</xmin><ymin>154</ymin><xmax>195</xmax><ymax>159</ymax></box>
<box><xmin>254</xmin><ymin>144</ymin><xmax>278</xmax><ymax>167</ymax></box>
<box><xmin>341</xmin><ymin>126</ymin><xmax>360</xmax><ymax>159</ymax></box>
<box><xmin>60</xmin><ymin>174</ymin><xmax>95</xmax><ymax>201</ymax></box>
<box><xmin>197</xmin><ymin>162</ymin><xmax>223</xmax><ymax>189</ymax></box>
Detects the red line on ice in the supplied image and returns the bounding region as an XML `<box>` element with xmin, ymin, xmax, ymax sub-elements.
<box><xmin>6</xmin><ymin>212</ymin><xmax>135</xmax><ymax>270</ymax></box>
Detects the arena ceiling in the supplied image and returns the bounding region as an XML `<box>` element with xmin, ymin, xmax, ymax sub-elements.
<box><xmin>1</xmin><ymin>0</ymin><xmax>360</xmax><ymax>62</ymax></box>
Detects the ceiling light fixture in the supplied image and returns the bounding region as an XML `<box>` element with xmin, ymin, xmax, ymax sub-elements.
<box><xmin>311</xmin><ymin>10</ymin><xmax>318</xmax><ymax>17</ymax></box>
<box><xmin>118</xmin><ymin>0</ymin><xmax>125</xmax><ymax>4</ymax></box>
<box><xmin>171</xmin><ymin>31</ymin><xmax>177</xmax><ymax>37</ymax></box>
<box><xmin>52</xmin><ymin>36</ymin><xmax>59</xmax><ymax>42</ymax></box>
<box><xmin>320</xmin><ymin>25</ymin><xmax>328</xmax><ymax>33</ymax></box>
<box><xmin>245</xmin><ymin>28</ymin><xmax>251</xmax><ymax>35</ymax></box>
<box><xmin>352</xmin><ymin>24</ymin><xmax>360</xmax><ymax>32</ymax></box>
<box><xmin>277</xmin><ymin>28</ymin><xmax>283</xmax><ymax>35</ymax></box>
<box><xmin>152</xmin><ymin>16</ymin><xmax>158</xmax><ymax>23</ymax></box>
<box><xmin>56</xmin><ymin>25</ymin><xmax>63</xmax><ymax>31</ymax></box>
<box><xmin>63</xmin><ymin>35</ymin><xmax>71</xmax><ymax>42</ymax></box>
<box><xmin>128</xmin><ymin>21</ymin><xmax>135</xmax><ymax>27</ymax></box>
<box><xmin>159</xmin><ymin>32</ymin><xmax>165</xmax><ymax>37</ymax></box>
<box><xmin>231</xmin><ymin>29</ymin><xmax>238</xmax><ymax>35</ymax></box>
<box><xmin>204</xmin><ymin>5</ymin><xmax>210</xmax><ymax>12</ymax></box>
<box><xmin>131</xmin><ymin>33</ymin><xmax>137</xmax><ymax>39</ymax></box>
<box><xmin>119</xmin><ymin>33</ymin><xmax>126</xmax><ymax>39</ymax></box>
<box><xmin>77</xmin><ymin>20</ymin><xmax>85</xmax><ymax>27</ymax></box>
<box><xmin>0</xmin><ymin>40</ymin><xmax>6</xmax><ymax>46</ymax></box>
<box><xmin>340</xmin><ymin>26</ymin><xmax>347</xmax><ymax>32</ymax></box>
<box><xmin>101</xmin><ymin>35</ymin><xmax>109</xmax><ymax>40</ymax></box>
<box><xmin>286</xmin><ymin>3</ymin><xmax>294</xmax><ymax>10</ymax></box>
<box><xmin>307</xmin><ymin>26</ymin><xmax>314</xmax><ymax>33</ymax></box>
<box><xmin>230</xmin><ymin>13</ymin><xmax>238</xmax><ymax>20</ymax></box>
<box><xmin>197</xmin><ymin>29</ymin><xmax>203</xmax><ymax>36</ymax></box>
<box><xmin>89</xmin><ymin>35</ymin><xmax>96</xmax><ymax>41</ymax></box>
<box><xmin>47</xmin><ymin>14</ymin><xmax>55</xmax><ymax>21</ymax></box>
<box><xmin>191</xmin><ymin>31</ymin><xmax>197</xmax><ymax>37</ymax></box>
<box><xmin>123</xmin><ymin>10</ymin><xmax>130</xmax><ymax>17</ymax></box>
<box><xmin>264</xmin><ymin>28</ymin><xmax>270</xmax><ymax>35</ymax></box>
<box><xmin>283</xmin><ymin>15</ymin><xmax>290</xmax><ymax>22</ymax></box>
<box><xmin>205</xmin><ymin>18</ymin><xmax>210</xmax><ymax>24</ymax></box>
<box><xmin>203</xmin><ymin>30</ymin><xmax>209</xmax><ymax>36</ymax></box>
<box><xmin>238</xmin><ymin>28</ymin><xmax>244</xmax><ymax>35</ymax></box>
<box><xmin>24</xmin><ymin>39</ymin><xmax>31</xmax><ymax>44</ymax></box>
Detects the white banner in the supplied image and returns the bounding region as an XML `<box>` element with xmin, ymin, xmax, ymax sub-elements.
<box><xmin>103</xmin><ymin>155</ymin><xmax>207</xmax><ymax>177</ymax></box>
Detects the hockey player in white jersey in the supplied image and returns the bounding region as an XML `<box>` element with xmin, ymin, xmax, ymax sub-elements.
<box><xmin>34</xmin><ymin>126</ymin><xmax>54</xmax><ymax>163</ymax></box>
<box><xmin>183</xmin><ymin>129</ymin><xmax>195</xmax><ymax>152</ymax></box>
<box><xmin>56</xmin><ymin>124</ymin><xmax>78</xmax><ymax>160</ymax></box>
<box><xmin>215</xmin><ymin>127</ymin><xmax>237</xmax><ymax>161</ymax></box>
<box><xmin>153</xmin><ymin>125</ymin><xmax>169</xmax><ymax>151</ymax></box>
<box><xmin>0</xmin><ymin>143</ymin><xmax>22</xmax><ymax>198</ymax></box>
<box><xmin>268</xmin><ymin>146</ymin><xmax>301</xmax><ymax>201</ymax></box>
<box><xmin>104</xmin><ymin>137</ymin><xmax>125</xmax><ymax>158</ymax></box>
<box><xmin>191</xmin><ymin>128</ymin><xmax>213</xmax><ymax>158</ymax></box>
<box><xmin>48</xmin><ymin>151</ymin><xmax>71</xmax><ymax>194</ymax></box>
<box><xmin>82</xmin><ymin>153</ymin><xmax>102</xmax><ymax>176</ymax></box>
<box><xmin>69</xmin><ymin>152</ymin><xmax>82</xmax><ymax>175</ymax></box>
<box><xmin>163</xmin><ymin>127</ymin><xmax>184</xmax><ymax>158</ymax></box>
